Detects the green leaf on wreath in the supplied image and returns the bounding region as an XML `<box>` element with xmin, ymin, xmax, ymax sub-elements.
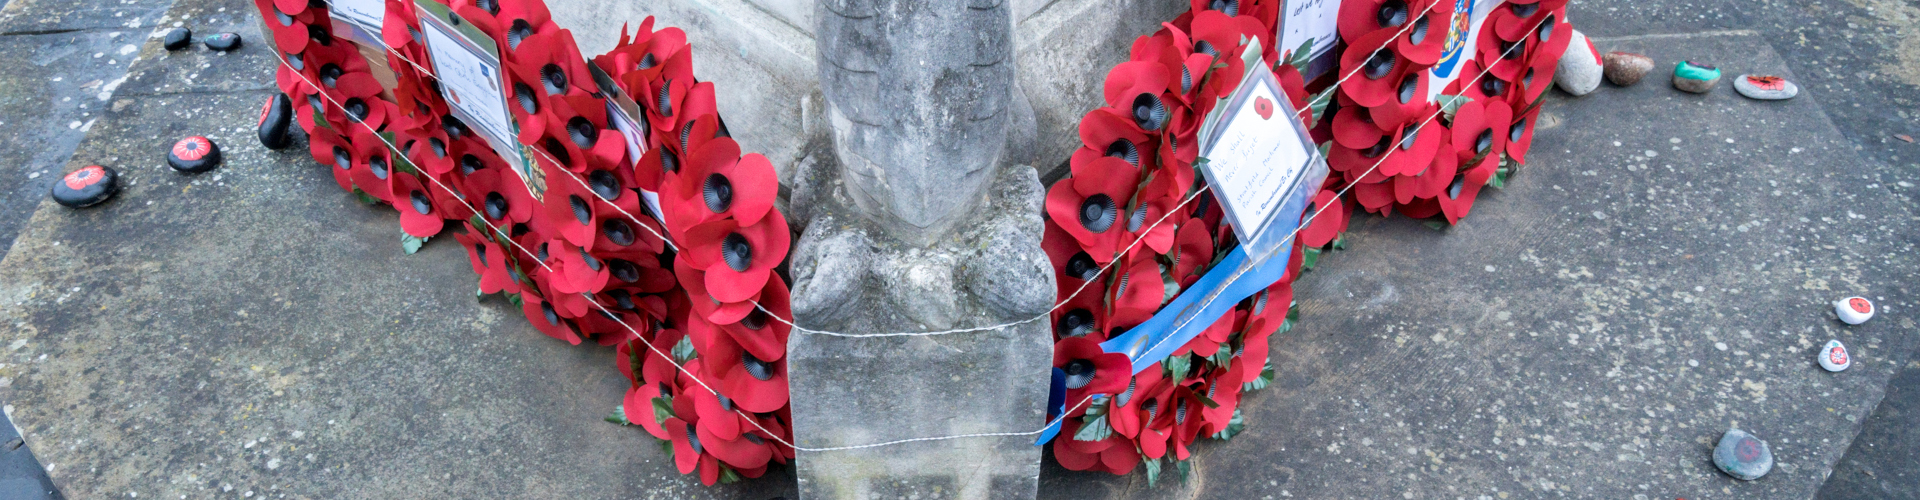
<box><xmin>718</xmin><ymin>465</ymin><xmax>743</xmax><ymax>484</ymax></box>
<box><xmin>1165</xmin><ymin>353</ymin><xmax>1192</xmax><ymax>383</ymax></box>
<box><xmin>1308</xmin><ymin>86</ymin><xmax>1337</xmax><ymax>124</ymax></box>
<box><xmin>672</xmin><ymin>335</ymin><xmax>697</xmax><ymax>364</ymax></box>
<box><xmin>1073</xmin><ymin>413</ymin><xmax>1113</xmax><ymax>442</ymax></box>
<box><xmin>1209</xmin><ymin>343</ymin><xmax>1234</xmax><ymax>368</ymax></box>
<box><xmin>1176</xmin><ymin>457</ymin><xmax>1193</xmax><ymax>483</ymax></box>
<box><xmin>604</xmin><ymin>405</ymin><xmax>631</xmax><ymax>425</ymax></box>
<box><xmin>1423</xmin><ymin>220</ymin><xmax>1447</xmax><ymax>231</ymax></box>
<box><xmin>1143</xmin><ymin>457</ymin><xmax>1163</xmax><ymax>488</ymax></box>
<box><xmin>1244</xmin><ymin>360</ymin><xmax>1276</xmax><ymax>392</ymax></box>
<box><xmin>1186</xmin><ymin>386</ymin><xmax>1221</xmax><ymax>409</ymax></box>
<box><xmin>1275</xmin><ymin>317</ymin><xmax>1295</xmax><ymax>336</ymax></box>
<box><xmin>353</xmin><ymin>189</ymin><xmax>380</xmax><ymax>205</ymax></box>
<box><xmin>1084</xmin><ymin>395</ymin><xmax>1110</xmax><ymax>417</ymax></box>
<box><xmin>651</xmin><ymin>395</ymin><xmax>675</xmax><ymax>426</ymax></box>
<box><xmin>1286</xmin><ymin>303</ymin><xmax>1300</xmax><ymax>322</ymax></box>
<box><xmin>1438</xmin><ymin>94</ymin><xmax>1473</xmax><ymax>123</ymax></box>
<box><xmin>506</xmin><ymin>292</ymin><xmax>525</xmax><ymax>309</ymax></box>
<box><xmin>1301</xmin><ymin>246</ymin><xmax>1321</xmax><ymax>271</ymax></box>
<box><xmin>1331</xmin><ymin>234</ymin><xmax>1348</xmax><ymax>250</ymax></box>
<box><xmin>402</xmin><ymin>233</ymin><xmax>429</xmax><ymax>255</ymax></box>
<box><xmin>1211</xmin><ymin>408</ymin><xmax>1248</xmax><ymax>440</ymax></box>
<box><xmin>1288</xmin><ymin>38</ymin><xmax>1316</xmax><ymax>72</ymax></box>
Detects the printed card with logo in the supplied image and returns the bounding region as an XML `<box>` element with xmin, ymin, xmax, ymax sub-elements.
<box><xmin>414</xmin><ymin>0</ymin><xmax>536</xmax><ymax>193</ymax></box>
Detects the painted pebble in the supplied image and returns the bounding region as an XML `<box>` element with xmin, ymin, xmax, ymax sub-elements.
<box><xmin>204</xmin><ymin>32</ymin><xmax>242</xmax><ymax>52</ymax></box>
<box><xmin>167</xmin><ymin>136</ymin><xmax>222</xmax><ymax>173</ymax></box>
<box><xmin>258</xmin><ymin>93</ymin><xmax>295</xmax><ymax>150</ymax></box>
<box><xmin>1819</xmin><ymin>339</ymin><xmax>1851</xmax><ymax>372</ymax></box>
<box><xmin>162</xmin><ymin>28</ymin><xmax>192</xmax><ymax>51</ymax></box>
<box><xmin>1602</xmin><ymin>51</ymin><xmax>1653</xmax><ymax>86</ymax></box>
<box><xmin>1672</xmin><ymin>61</ymin><xmax>1721</xmax><ymax>94</ymax></box>
<box><xmin>1555</xmin><ymin>30</ymin><xmax>1602</xmax><ymax>96</ymax></box>
<box><xmin>1711</xmin><ymin>428</ymin><xmax>1773</xmax><ymax>480</ymax></box>
<box><xmin>50</xmin><ymin>165</ymin><xmax>119</xmax><ymax>208</ymax></box>
<box><xmin>1733</xmin><ymin>74</ymin><xmax>1799</xmax><ymax>100</ymax></box>
<box><xmin>1835</xmin><ymin>296</ymin><xmax>1874</xmax><ymax>325</ymax></box>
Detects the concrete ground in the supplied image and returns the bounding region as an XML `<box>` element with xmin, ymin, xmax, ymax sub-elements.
<box><xmin>0</xmin><ymin>0</ymin><xmax>1912</xmax><ymax>499</ymax></box>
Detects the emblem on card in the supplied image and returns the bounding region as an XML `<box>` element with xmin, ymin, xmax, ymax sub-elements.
<box><xmin>1255</xmin><ymin>97</ymin><xmax>1274</xmax><ymax>120</ymax></box>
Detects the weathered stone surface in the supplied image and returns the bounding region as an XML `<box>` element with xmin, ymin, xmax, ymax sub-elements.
<box><xmin>1039</xmin><ymin>31</ymin><xmax>1918</xmax><ymax>499</ymax></box>
<box><xmin>1602</xmin><ymin>51</ymin><xmax>1653</xmax><ymax>86</ymax></box>
<box><xmin>815</xmin><ymin>0</ymin><xmax>1015</xmax><ymax>246</ymax></box>
<box><xmin>1555</xmin><ymin>29</ymin><xmax>1601</xmax><ymax>96</ymax></box>
<box><xmin>785</xmin><ymin>160</ymin><xmax>1056</xmax><ymax>500</ymax></box>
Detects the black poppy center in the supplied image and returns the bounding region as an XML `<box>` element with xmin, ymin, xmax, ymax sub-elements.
<box><xmin>473</xmin><ymin>243</ymin><xmax>489</xmax><ymax>267</ymax></box>
<box><xmin>1480</xmin><ymin>77</ymin><xmax>1508</xmax><ymax>97</ymax></box>
<box><xmin>286</xmin><ymin>52</ymin><xmax>304</xmax><ymax>70</ymax></box>
<box><xmin>1509</xmin><ymin>2</ymin><xmax>1538</xmax><ymax>17</ymax></box>
<box><xmin>1509</xmin><ymin>119</ymin><xmax>1527</xmax><ymax>142</ymax></box>
<box><xmin>722</xmin><ymin>233</ymin><xmax>754</xmax><ymax>271</ymax></box>
<box><xmin>588</xmin><ymin>170</ymin><xmax>621</xmax><ymax>200</ymax></box>
<box><xmin>1131</xmin><ymin>93</ymin><xmax>1167</xmax><ymax>131</ymax></box>
<box><xmin>307</xmin><ymin>24</ymin><xmax>331</xmax><ymax>46</ymax></box>
<box><xmin>442</xmin><ymin>114</ymin><xmax>468</xmax><ymax>139</ymax></box>
<box><xmin>1364</xmin><ymin>50</ymin><xmax>1396</xmax><ymax>80</ymax></box>
<box><xmin>1475</xmin><ymin>129</ymin><xmax>1494</xmax><ymax>154</ymax></box>
<box><xmin>603</xmin><ymin>219</ymin><xmax>635</xmax><ymax>246</ymax></box>
<box><xmin>742</xmin><ymin>309</ymin><xmax>768</xmax><ymax>331</ymax></box>
<box><xmin>319</xmin><ymin>64</ymin><xmax>343</xmax><ymax>88</ymax></box>
<box><xmin>742</xmin><ymin>352</ymin><xmax>774</xmax><ymax>381</ymax></box>
<box><xmin>1066</xmin><ymin>252</ymin><xmax>1100</xmax><ymax>281</ymax></box>
<box><xmin>1058</xmin><ymin>309</ymin><xmax>1095</xmax><ymax>337</ymax></box>
<box><xmin>1208</xmin><ymin>0</ymin><xmax>1238</xmax><ymax>16</ymax></box>
<box><xmin>409</xmin><ymin>190</ymin><xmax>432</xmax><ymax>215</ymax></box>
<box><xmin>1127</xmin><ymin>204</ymin><xmax>1148</xmax><ymax>232</ymax></box>
<box><xmin>580</xmin><ymin>248</ymin><xmax>602</xmax><ymax>271</ymax></box>
<box><xmin>609</xmin><ymin>259</ymin><xmax>640</xmax><ymax>283</ymax></box>
<box><xmin>508</xmin><ymin>20</ymin><xmax>532</xmax><ymax>49</ymax></box>
<box><xmin>274</xmin><ymin>7</ymin><xmax>294</xmax><ymax>26</ymax></box>
<box><xmin>1397</xmin><ymin>74</ymin><xmax>1419</xmax><ymax>104</ymax></box>
<box><xmin>1447</xmin><ymin>171</ymin><xmax>1468</xmax><ymax>199</ymax></box>
<box><xmin>1063</xmin><ymin>359</ymin><xmax>1097</xmax><ymax>389</ymax></box>
<box><xmin>566</xmin><ymin>117</ymin><xmax>598</xmax><ymax>149</ymax></box>
<box><xmin>659</xmin><ymin>148</ymin><xmax>679</xmax><ymax>174</ymax></box>
<box><xmin>540</xmin><ymin>64</ymin><xmax>567</xmax><ymax>95</ymax></box>
<box><xmin>1079</xmin><ymin>194</ymin><xmax>1117</xmax><ymax>233</ymax></box>
<box><xmin>369</xmin><ymin>156</ymin><xmax>389</xmax><ymax>179</ymax></box>
<box><xmin>1362</xmin><ymin>135</ymin><xmax>1391</xmax><ymax>158</ymax></box>
<box><xmin>1193</xmin><ymin>40</ymin><xmax>1218</xmax><ymax>59</ymax></box>
<box><xmin>1377</xmin><ymin>0</ymin><xmax>1409</xmax><ymax>28</ymax></box>
<box><xmin>568</xmin><ymin>194</ymin><xmax>592</xmax><ymax>225</ymax></box>
<box><xmin>654</xmin><ymin>83</ymin><xmax>674</xmax><ymax>116</ymax></box>
<box><xmin>514</xmin><ymin>83</ymin><xmax>539</xmax><ymax>114</ymax></box>
<box><xmin>332</xmin><ymin>146</ymin><xmax>351</xmax><ymax>171</ymax></box>
<box><xmin>542</xmin><ymin>137</ymin><xmax>572</xmax><ymax>165</ymax></box>
<box><xmin>343</xmin><ymin>98</ymin><xmax>370</xmax><ymax>122</ymax></box>
<box><xmin>1105</xmin><ymin>139</ymin><xmax>1140</xmax><ymax>166</ymax></box>
<box><xmin>1409</xmin><ymin>15</ymin><xmax>1430</xmax><ymax>45</ymax></box>
<box><xmin>429</xmin><ymin>138</ymin><xmax>448</xmax><ymax>158</ymax></box>
<box><xmin>474</xmin><ymin>0</ymin><xmax>499</xmax><ymax>15</ymax></box>
<box><xmin>606</xmin><ymin>289</ymin><xmax>634</xmax><ymax>310</ymax></box>
<box><xmin>1399</xmin><ymin>128</ymin><xmax>1419</xmax><ymax>151</ymax></box>
<box><xmin>637</xmin><ymin>52</ymin><xmax>658</xmax><ymax>70</ymax></box>
<box><xmin>703</xmin><ymin>174</ymin><xmax>733</xmax><ymax>213</ymax></box>
<box><xmin>1537</xmin><ymin>14</ymin><xmax>1556</xmax><ymax>41</ymax></box>
<box><xmin>540</xmin><ymin>302</ymin><xmax>559</xmax><ymax>325</ymax></box>
<box><xmin>460</xmin><ymin>154</ymin><xmax>483</xmax><ymax>175</ymax></box>
<box><xmin>484</xmin><ymin>192</ymin><xmax>509</xmax><ymax>220</ymax></box>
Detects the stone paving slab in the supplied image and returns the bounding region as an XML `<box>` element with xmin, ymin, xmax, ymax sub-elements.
<box><xmin>0</xmin><ymin>0</ymin><xmax>797</xmax><ymax>497</ymax></box>
<box><xmin>1038</xmin><ymin>31</ymin><xmax>1919</xmax><ymax>500</ymax></box>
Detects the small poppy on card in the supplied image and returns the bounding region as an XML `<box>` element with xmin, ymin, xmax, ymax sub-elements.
<box><xmin>1254</xmin><ymin>96</ymin><xmax>1274</xmax><ymax>119</ymax></box>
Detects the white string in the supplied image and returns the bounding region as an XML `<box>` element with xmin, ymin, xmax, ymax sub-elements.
<box><xmin>272</xmin><ymin>8</ymin><xmax>1542</xmax><ymax>451</ymax></box>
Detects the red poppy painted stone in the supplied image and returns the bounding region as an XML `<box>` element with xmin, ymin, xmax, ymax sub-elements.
<box><xmin>258</xmin><ymin>93</ymin><xmax>295</xmax><ymax>150</ymax></box>
<box><xmin>167</xmin><ymin>136</ymin><xmax>222</xmax><ymax>173</ymax></box>
<box><xmin>50</xmin><ymin>165</ymin><xmax>118</xmax><ymax>208</ymax></box>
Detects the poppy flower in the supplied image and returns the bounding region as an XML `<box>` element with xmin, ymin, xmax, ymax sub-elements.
<box><xmin>1396</xmin><ymin>140</ymin><xmax>1458</xmax><ymax>204</ymax></box>
<box><xmin>643</xmin><ymin>78</ymin><xmax>719</xmax><ymax>141</ymax></box>
<box><xmin>1175</xmin><ymin>309</ymin><xmax>1241</xmax><ymax>358</ymax></box>
<box><xmin>1337</xmin><ymin>28</ymin><xmax>1413</xmax><ymax>109</ymax></box>
<box><xmin>1455</xmin><ymin>60</ymin><xmax>1511</xmax><ymax>103</ymax></box>
<box><xmin>1045</xmin><ymin>156</ymin><xmax>1141</xmax><ymax>263</ymax></box>
<box><xmin>520</xmin><ymin>292</ymin><xmax>583</xmax><ymax>345</ymax></box>
<box><xmin>1199</xmin><ymin>360</ymin><xmax>1245</xmax><ymax>431</ymax></box>
<box><xmin>306</xmin><ymin>126</ymin><xmax>356</xmax><ymax>192</ymax></box>
<box><xmin>1350</xmin><ymin>177</ymin><xmax>1397</xmax><ymax>215</ymax></box>
<box><xmin>1432</xmin><ymin>154</ymin><xmax>1498</xmax><ymax>224</ymax></box>
<box><xmin>497</xmin><ymin>0</ymin><xmax>557</xmax><ymax>53</ymax></box>
<box><xmin>622</xmin><ymin>376</ymin><xmax>673</xmax><ymax>440</ymax></box>
<box><xmin>1450</xmin><ymin>99</ymin><xmax>1512</xmax><ymax>162</ymax></box>
<box><xmin>456</xmin><ymin>228</ymin><xmax>521</xmax><ymax>295</ymax></box>
<box><xmin>541</xmin><ymin>159</ymin><xmax>608</xmax><ymax>247</ymax></box>
<box><xmin>1331</xmin><ymin>105</ymin><xmax>1387</xmax><ymax>151</ymax></box>
<box><xmin>595</xmin><ymin>17</ymin><xmax>695</xmax><ymax>85</ymax></box>
<box><xmin>714</xmin><ymin>277</ymin><xmax>791</xmax><ymax>363</ymax></box>
<box><xmin>1169</xmin><ymin>222</ymin><xmax>1214</xmax><ymax>288</ymax></box>
<box><xmin>639</xmin><ymin>327</ymin><xmax>690</xmax><ymax>387</ymax></box>
<box><xmin>701</xmin><ymin>323</ymin><xmax>788</xmax><ymax>413</ymax></box>
<box><xmin>604</xmin><ymin>250</ymin><xmax>677</xmax><ymax>293</ymax></box>
<box><xmin>680</xmin><ymin>211</ymin><xmax>791</xmax><ymax>304</ymax></box>
<box><xmin>663</xmin><ymin>417</ymin><xmax>725</xmax><ymax>485</ymax></box>
<box><xmin>465</xmin><ymin>165</ymin><xmax>538</xmax><ymax>225</ymax></box>
<box><xmin>1506</xmin><ymin>105</ymin><xmax>1540</xmax><ymax>163</ymax></box>
<box><xmin>323</xmin><ymin>71</ymin><xmax>393</xmax><ymax>131</ymax></box>
<box><xmin>347</xmin><ymin>128</ymin><xmax>397</xmax><ymax>201</ymax></box>
<box><xmin>696</xmin><ymin>417</ymin><xmax>774</xmax><ymax>472</ymax></box>
<box><xmin>1053</xmin><ymin>421</ymin><xmax>1142</xmax><ymax>475</ymax></box>
<box><xmin>1101</xmin><ymin>62</ymin><xmax>1173</xmax><ymax>135</ymax></box>
<box><xmin>1365</xmin><ymin>69</ymin><xmax>1432</xmax><ymax>129</ymax></box>
<box><xmin>1107</xmin><ymin>367</ymin><xmax>1164</xmax><ymax>439</ymax></box>
<box><xmin>1491</xmin><ymin>0</ymin><xmax>1569</xmax><ymax>42</ymax></box>
<box><xmin>1107</xmin><ymin>254</ymin><xmax>1167</xmax><ymax>327</ymax></box>
<box><xmin>389</xmin><ymin>172</ymin><xmax>445</xmax><ymax>237</ymax></box>
<box><xmin>575</xmin><ymin>303</ymin><xmax>645</xmax><ymax>346</ymax></box>
<box><xmin>1055</xmin><ymin>337</ymin><xmax>1132</xmax><ymax>403</ymax></box>
<box><xmin>1376</xmin><ymin>118</ymin><xmax>1445</xmax><ymax>177</ymax></box>
<box><xmin>673</xmin><ymin>253</ymin><xmax>758</xmax><ymax>325</ymax></box>
<box><xmin>1300</xmin><ymin>189</ymin><xmax>1349</xmax><ymax>248</ymax></box>
<box><xmin>1071</xmin><ymin>107</ymin><xmax>1156</xmax><ymax>173</ymax></box>
<box><xmin>547</xmin><ymin>236</ymin><xmax>611</xmax><ymax>295</ymax></box>
<box><xmin>1338</xmin><ymin>0</ymin><xmax>1431</xmax><ymax>42</ymax></box>
<box><xmin>1396</xmin><ymin>2</ymin><xmax>1450</xmax><ymax>65</ymax></box>
<box><xmin>1475</xmin><ymin>25</ymin><xmax>1534</xmax><ymax>83</ymax></box>
<box><xmin>449</xmin><ymin>0</ymin><xmax>505</xmax><ymax>42</ymax></box>
<box><xmin>667</xmin><ymin>137</ymin><xmax>777</xmax><ymax>232</ymax></box>
<box><xmin>263</xmin><ymin>3</ymin><xmax>319</xmax><ymax>54</ymax></box>
<box><xmin>503</xmin><ymin>29</ymin><xmax>593</xmax><ymax>96</ymax></box>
